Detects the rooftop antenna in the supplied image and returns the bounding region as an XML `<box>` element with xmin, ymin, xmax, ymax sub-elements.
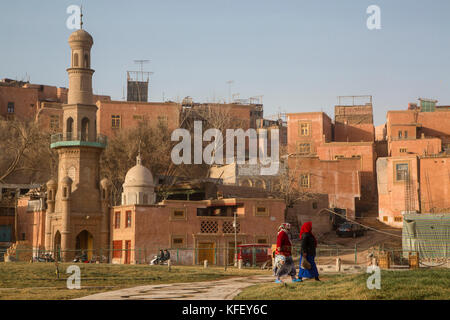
<box><xmin>134</xmin><ymin>60</ymin><xmax>150</xmax><ymax>81</ymax></box>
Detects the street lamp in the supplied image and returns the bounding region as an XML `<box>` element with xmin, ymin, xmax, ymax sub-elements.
<box><xmin>233</xmin><ymin>210</ymin><xmax>237</xmax><ymax>267</ymax></box>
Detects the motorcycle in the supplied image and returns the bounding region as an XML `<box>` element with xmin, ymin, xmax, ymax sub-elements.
<box><xmin>34</xmin><ymin>253</ymin><xmax>55</xmax><ymax>262</ymax></box>
<box><xmin>73</xmin><ymin>253</ymin><xmax>89</xmax><ymax>263</ymax></box>
<box><xmin>149</xmin><ymin>255</ymin><xmax>168</xmax><ymax>265</ymax></box>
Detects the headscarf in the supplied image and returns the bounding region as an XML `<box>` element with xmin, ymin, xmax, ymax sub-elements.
<box><xmin>299</xmin><ymin>221</ymin><xmax>317</xmax><ymax>247</ymax></box>
<box><xmin>278</xmin><ymin>223</ymin><xmax>291</xmax><ymax>234</ymax></box>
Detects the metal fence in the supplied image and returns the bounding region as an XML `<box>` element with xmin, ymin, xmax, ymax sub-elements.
<box><xmin>4</xmin><ymin>246</ymin><xmax>448</xmax><ymax>268</ymax></box>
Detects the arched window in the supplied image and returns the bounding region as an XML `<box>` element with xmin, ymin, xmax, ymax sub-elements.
<box><xmin>81</xmin><ymin>117</ymin><xmax>89</xmax><ymax>141</ymax></box>
<box><xmin>66</xmin><ymin>117</ymin><xmax>73</xmax><ymax>140</ymax></box>
<box><xmin>73</xmin><ymin>53</ymin><xmax>79</xmax><ymax>67</ymax></box>
<box><xmin>84</xmin><ymin>54</ymin><xmax>90</xmax><ymax>68</ymax></box>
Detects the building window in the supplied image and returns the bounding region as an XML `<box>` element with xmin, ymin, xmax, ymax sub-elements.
<box><xmin>114</xmin><ymin>212</ymin><xmax>121</xmax><ymax>229</ymax></box>
<box><xmin>297</xmin><ymin>143</ymin><xmax>311</xmax><ymax>155</ymax></box>
<box><xmin>300</xmin><ymin>173</ymin><xmax>310</xmax><ymax>188</ymax></box>
<box><xmin>312</xmin><ymin>202</ymin><xmax>318</xmax><ymax>209</ymax></box>
<box><xmin>398</xmin><ymin>131</ymin><xmax>402</xmax><ymax>139</ymax></box>
<box><xmin>7</xmin><ymin>102</ymin><xmax>14</xmax><ymax>114</ymax></box>
<box><xmin>126</xmin><ymin>211</ymin><xmax>132</xmax><ymax>228</ymax></box>
<box><xmin>171</xmin><ymin>236</ymin><xmax>185</xmax><ymax>248</ymax></box>
<box><xmin>111</xmin><ymin>115</ymin><xmax>121</xmax><ymax>129</ymax></box>
<box><xmin>50</xmin><ymin>115</ymin><xmax>59</xmax><ymax>130</ymax></box>
<box><xmin>394</xmin><ymin>216</ymin><xmax>403</xmax><ymax>222</ymax></box>
<box><xmin>21</xmin><ymin>233</ymin><xmax>26</xmax><ymax>241</ymax></box>
<box><xmin>157</xmin><ymin>116</ymin><xmax>168</xmax><ymax>125</ymax></box>
<box><xmin>112</xmin><ymin>240</ymin><xmax>122</xmax><ymax>259</ymax></box>
<box><xmin>255</xmin><ymin>237</ymin><xmax>268</xmax><ymax>244</ymax></box>
<box><xmin>399</xmin><ymin>148</ymin><xmax>407</xmax><ymax>153</ymax></box>
<box><xmin>334</xmin><ymin>155</ymin><xmax>344</xmax><ymax>160</ymax></box>
<box><xmin>383</xmin><ymin>216</ymin><xmax>388</xmax><ymax>222</ymax></box>
<box><xmin>255</xmin><ymin>205</ymin><xmax>269</xmax><ymax>217</ymax></box>
<box><xmin>395</xmin><ymin>163</ymin><xmax>409</xmax><ymax>181</ymax></box>
<box><xmin>170</xmin><ymin>208</ymin><xmax>186</xmax><ymax>220</ymax></box>
<box><xmin>200</xmin><ymin>220</ymin><xmax>219</xmax><ymax>233</ymax></box>
<box><xmin>222</xmin><ymin>221</ymin><xmax>240</xmax><ymax>233</ymax></box>
<box><xmin>84</xmin><ymin>54</ymin><xmax>89</xmax><ymax>68</ymax></box>
<box><xmin>298</xmin><ymin>122</ymin><xmax>310</xmax><ymax>136</ymax></box>
<box><xmin>404</xmin><ymin>131</ymin><xmax>408</xmax><ymax>139</ymax></box>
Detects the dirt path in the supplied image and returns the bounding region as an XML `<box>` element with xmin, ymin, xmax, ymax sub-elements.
<box><xmin>75</xmin><ymin>275</ymin><xmax>275</xmax><ymax>300</ymax></box>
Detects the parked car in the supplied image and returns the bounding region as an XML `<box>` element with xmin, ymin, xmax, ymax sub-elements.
<box><xmin>237</xmin><ymin>244</ymin><xmax>271</xmax><ymax>267</ymax></box>
<box><xmin>336</xmin><ymin>222</ymin><xmax>365</xmax><ymax>238</ymax></box>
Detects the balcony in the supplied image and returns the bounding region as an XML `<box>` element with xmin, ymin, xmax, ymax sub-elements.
<box><xmin>50</xmin><ymin>132</ymin><xmax>107</xmax><ymax>149</ymax></box>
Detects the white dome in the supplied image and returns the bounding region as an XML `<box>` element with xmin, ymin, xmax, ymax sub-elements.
<box><xmin>123</xmin><ymin>155</ymin><xmax>154</xmax><ymax>187</ymax></box>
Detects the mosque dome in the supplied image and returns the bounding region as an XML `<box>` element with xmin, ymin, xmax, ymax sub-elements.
<box><xmin>123</xmin><ymin>154</ymin><xmax>154</xmax><ymax>188</ymax></box>
<box><xmin>122</xmin><ymin>154</ymin><xmax>156</xmax><ymax>205</ymax></box>
<box><xmin>68</xmin><ymin>29</ymin><xmax>93</xmax><ymax>47</ymax></box>
<box><xmin>46</xmin><ymin>179</ymin><xmax>58</xmax><ymax>188</ymax></box>
<box><xmin>61</xmin><ymin>176</ymin><xmax>73</xmax><ymax>185</ymax></box>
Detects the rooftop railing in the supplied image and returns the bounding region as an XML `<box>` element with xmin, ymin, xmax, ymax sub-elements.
<box><xmin>50</xmin><ymin>131</ymin><xmax>107</xmax><ymax>148</ymax></box>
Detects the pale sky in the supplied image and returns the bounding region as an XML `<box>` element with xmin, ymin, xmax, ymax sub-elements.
<box><xmin>1</xmin><ymin>0</ymin><xmax>450</xmax><ymax>125</ymax></box>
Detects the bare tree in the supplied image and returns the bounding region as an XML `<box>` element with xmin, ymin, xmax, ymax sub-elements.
<box><xmin>181</xmin><ymin>104</ymin><xmax>248</xmax><ymax>178</ymax></box>
<box><xmin>100</xmin><ymin>119</ymin><xmax>202</xmax><ymax>205</ymax></box>
<box><xmin>0</xmin><ymin>119</ymin><xmax>56</xmax><ymax>184</ymax></box>
<box><xmin>271</xmin><ymin>150</ymin><xmax>318</xmax><ymax>237</ymax></box>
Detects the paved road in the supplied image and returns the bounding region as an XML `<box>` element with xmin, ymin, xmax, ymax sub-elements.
<box><xmin>76</xmin><ymin>275</ymin><xmax>275</xmax><ymax>300</ymax></box>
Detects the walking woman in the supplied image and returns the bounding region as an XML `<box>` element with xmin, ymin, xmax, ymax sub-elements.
<box><xmin>274</xmin><ymin>223</ymin><xmax>301</xmax><ymax>283</ymax></box>
<box><xmin>298</xmin><ymin>221</ymin><xmax>320</xmax><ymax>281</ymax></box>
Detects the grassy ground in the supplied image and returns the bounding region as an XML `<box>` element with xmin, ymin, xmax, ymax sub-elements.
<box><xmin>234</xmin><ymin>269</ymin><xmax>450</xmax><ymax>300</ymax></box>
<box><xmin>0</xmin><ymin>262</ymin><xmax>267</xmax><ymax>300</ymax></box>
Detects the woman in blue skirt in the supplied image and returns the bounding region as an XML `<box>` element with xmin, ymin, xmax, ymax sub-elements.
<box><xmin>298</xmin><ymin>221</ymin><xmax>320</xmax><ymax>281</ymax></box>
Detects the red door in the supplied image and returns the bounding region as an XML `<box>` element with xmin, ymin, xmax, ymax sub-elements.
<box><xmin>125</xmin><ymin>240</ymin><xmax>131</xmax><ymax>264</ymax></box>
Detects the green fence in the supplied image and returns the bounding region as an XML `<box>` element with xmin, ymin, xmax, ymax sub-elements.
<box><xmin>6</xmin><ymin>245</ymin><xmax>447</xmax><ymax>268</ymax></box>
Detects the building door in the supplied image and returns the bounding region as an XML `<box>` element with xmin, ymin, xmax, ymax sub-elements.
<box><xmin>197</xmin><ymin>242</ymin><xmax>215</xmax><ymax>264</ymax></box>
<box><xmin>228</xmin><ymin>241</ymin><xmax>241</xmax><ymax>265</ymax></box>
<box><xmin>0</xmin><ymin>225</ymin><xmax>12</xmax><ymax>242</ymax></box>
<box><xmin>54</xmin><ymin>231</ymin><xmax>61</xmax><ymax>260</ymax></box>
<box><xmin>75</xmin><ymin>230</ymin><xmax>94</xmax><ymax>260</ymax></box>
<box><xmin>125</xmin><ymin>240</ymin><xmax>131</xmax><ymax>264</ymax></box>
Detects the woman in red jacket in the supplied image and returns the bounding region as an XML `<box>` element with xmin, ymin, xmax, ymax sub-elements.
<box><xmin>274</xmin><ymin>223</ymin><xmax>301</xmax><ymax>283</ymax></box>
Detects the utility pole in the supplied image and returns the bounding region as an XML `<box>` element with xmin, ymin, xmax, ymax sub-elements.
<box><xmin>233</xmin><ymin>210</ymin><xmax>237</xmax><ymax>267</ymax></box>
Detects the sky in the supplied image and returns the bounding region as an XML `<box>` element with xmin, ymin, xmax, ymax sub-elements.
<box><xmin>1</xmin><ymin>0</ymin><xmax>450</xmax><ymax>125</ymax></box>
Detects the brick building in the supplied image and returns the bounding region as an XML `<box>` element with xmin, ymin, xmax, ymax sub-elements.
<box><xmin>96</xmin><ymin>100</ymin><xmax>181</xmax><ymax>137</ymax></box>
<box><xmin>110</xmin><ymin>197</ymin><xmax>284</xmax><ymax>265</ymax></box>
<box><xmin>288</xmin><ymin>156</ymin><xmax>361</xmax><ymax>218</ymax></box>
<box><xmin>377</xmin><ymin>100</ymin><xmax>450</xmax><ymax>227</ymax></box>
<box><xmin>334</xmin><ymin>103</ymin><xmax>375</xmax><ymax>142</ymax></box>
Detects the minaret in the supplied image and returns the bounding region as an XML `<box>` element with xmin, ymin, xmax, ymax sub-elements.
<box><xmin>46</xmin><ymin>16</ymin><xmax>108</xmax><ymax>261</ymax></box>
